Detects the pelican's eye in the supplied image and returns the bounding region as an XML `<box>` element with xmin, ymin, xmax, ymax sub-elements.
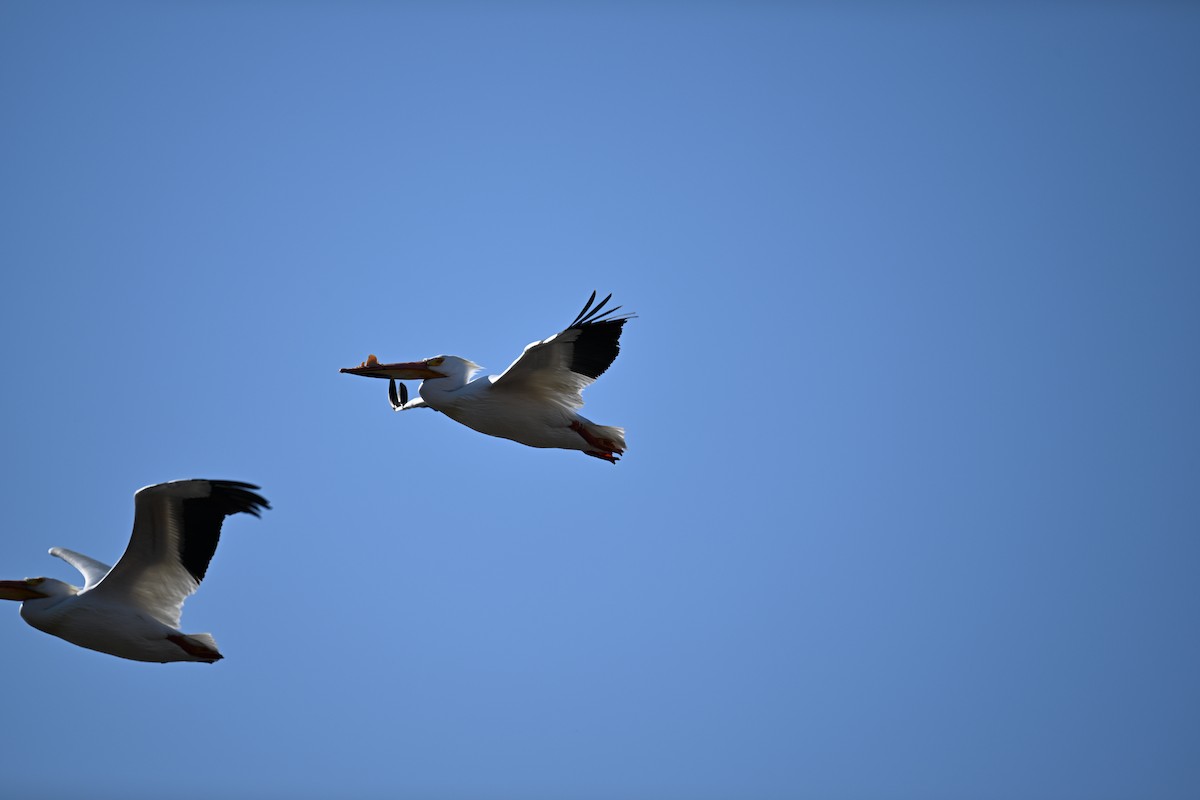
<box><xmin>27</xmin><ymin>577</ymin><xmax>44</xmax><ymax>586</ymax></box>
<box><xmin>427</xmin><ymin>357</ymin><xmax>445</xmax><ymax>367</ymax></box>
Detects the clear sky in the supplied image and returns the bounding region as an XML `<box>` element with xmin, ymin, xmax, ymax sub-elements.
<box><xmin>2</xmin><ymin>3</ymin><xmax>1198</xmax><ymax>799</ymax></box>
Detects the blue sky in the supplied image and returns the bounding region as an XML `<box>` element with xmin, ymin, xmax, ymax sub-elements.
<box><xmin>2</xmin><ymin>3</ymin><xmax>1198</xmax><ymax>798</ymax></box>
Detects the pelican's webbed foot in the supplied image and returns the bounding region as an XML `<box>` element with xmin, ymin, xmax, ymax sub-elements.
<box><xmin>570</xmin><ymin>420</ymin><xmax>622</xmax><ymax>463</ymax></box>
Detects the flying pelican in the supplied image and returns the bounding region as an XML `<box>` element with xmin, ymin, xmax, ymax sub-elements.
<box><xmin>341</xmin><ymin>291</ymin><xmax>635</xmax><ymax>462</ymax></box>
<box><xmin>0</xmin><ymin>479</ymin><xmax>269</xmax><ymax>663</ymax></box>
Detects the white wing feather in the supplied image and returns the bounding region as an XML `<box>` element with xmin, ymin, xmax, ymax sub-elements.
<box><xmin>488</xmin><ymin>292</ymin><xmax>633</xmax><ymax>413</ymax></box>
<box><xmin>490</xmin><ymin>330</ymin><xmax>594</xmax><ymax>411</ymax></box>
<box><xmin>49</xmin><ymin>546</ymin><xmax>112</xmax><ymax>591</ymax></box>
<box><xmin>86</xmin><ymin>480</ymin><xmax>211</xmax><ymax>628</ymax></box>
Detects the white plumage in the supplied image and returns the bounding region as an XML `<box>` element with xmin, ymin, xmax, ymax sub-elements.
<box><xmin>341</xmin><ymin>291</ymin><xmax>635</xmax><ymax>462</ymax></box>
<box><xmin>0</xmin><ymin>479</ymin><xmax>269</xmax><ymax>663</ymax></box>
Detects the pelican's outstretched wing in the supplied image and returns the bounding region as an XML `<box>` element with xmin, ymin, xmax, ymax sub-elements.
<box><xmin>490</xmin><ymin>292</ymin><xmax>635</xmax><ymax>411</ymax></box>
<box><xmin>49</xmin><ymin>547</ymin><xmax>112</xmax><ymax>591</ymax></box>
<box><xmin>88</xmin><ymin>479</ymin><xmax>270</xmax><ymax>629</ymax></box>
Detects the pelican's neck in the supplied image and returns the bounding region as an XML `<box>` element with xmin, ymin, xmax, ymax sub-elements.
<box><xmin>18</xmin><ymin>586</ymin><xmax>79</xmax><ymax>632</ymax></box>
<box><xmin>417</xmin><ymin>357</ymin><xmax>483</xmax><ymax>408</ymax></box>
<box><xmin>419</xmin><ymin>373</ymin><xmax>473</xmax><ymax>405</ymax></box>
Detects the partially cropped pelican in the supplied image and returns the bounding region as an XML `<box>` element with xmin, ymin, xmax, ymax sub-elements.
<box><xmin>0</xmin><ymin>479</ymin><xmax>269</xmax><ymax>663</ymax></box>
<box><xmin>341</xmin><ymin>291</ymin><xmax>635</xmax><ymax>462</ymax></box>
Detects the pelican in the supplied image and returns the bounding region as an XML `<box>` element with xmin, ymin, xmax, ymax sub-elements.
<box><xmin>0</xmin><ymin>479</ymin><xmax>269</xmax><ymax>663</ymax></box>
<box><xmin>341</xmin><ymin>291</ymin><xmax>635</xmax><ymax>462</ymax></box>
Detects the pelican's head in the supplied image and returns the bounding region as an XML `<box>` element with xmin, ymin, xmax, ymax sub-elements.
<box><xmin>420</xmin><ymin>356</ymin><xmax>482</xmax><ymax>383</ymax></box>
<box><xmin>340</xmin><ymin>355</ymin><xmax>482</xmax><ymax>384</ymax></box>
<box><xmin>0</xmin><ymin>577</ymin><xmax>76</xmax><ymax>603</ymax></box>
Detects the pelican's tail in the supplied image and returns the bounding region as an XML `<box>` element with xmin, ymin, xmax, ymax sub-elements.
<box><xmin>588</xmin><ymin>423</ymin><xmax>626</xmax><ymax>454</ymax></box>
<box><xmin>169</xmin><ymin>632</ymin><xmax>224</xmax><ymax>663</ymax></box>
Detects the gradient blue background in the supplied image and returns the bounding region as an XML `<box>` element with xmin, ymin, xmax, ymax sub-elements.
<box><xmin>2</xmin><ymin>3</ymin><xmax>1198</xmax><ymax>799</ymax></box>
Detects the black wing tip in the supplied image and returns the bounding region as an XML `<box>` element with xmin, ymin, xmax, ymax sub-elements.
<box><xmin>208</xmin><ymin>480</ymin><xmax>271</xmax><ymax>517</ymax></box>
<box><xmin>569</xmin><ymin>291</ymin><xmax>637</xmax><ymax>328</ymax></box>
<box><xmin>211</xmin><ymin>479</ymin><xmax>260</xmax><ymax>489</ymax></box>
<box><xmin>177</xmin><ymin>481</ymin><xmax>267</xmax><ymax>584</ymax></box>
<box><xmin>567</xmin><ymin>317</ymin><xmax>632</xmax><ymax>380</ymax></box>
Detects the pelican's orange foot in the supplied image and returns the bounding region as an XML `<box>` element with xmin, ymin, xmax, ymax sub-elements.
<box><xmin>570</xmin><ymin>420</ymin><xmax>625</xmax><ymax>455</ymax></box>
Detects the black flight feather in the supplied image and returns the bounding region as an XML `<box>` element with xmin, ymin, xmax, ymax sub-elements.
<box><xmin>179</xmin><ymin>481</ymin><xmax>270</xmax><ymax>584</ymax></box>
<box><xmin>564</xmin><ymin>292</ymin><xmax>637</xmax><ymax>380</ymax></box>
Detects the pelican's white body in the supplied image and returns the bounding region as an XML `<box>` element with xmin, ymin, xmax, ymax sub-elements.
<box><xmin>418</xmin><ymin>370</ymin><xmax>626</xmax><ymax>453</ymax></box>
<box><xmin>19</xmin><ymin>578</ymin><xmax>218</xmax><ymax>663</ymax></box>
